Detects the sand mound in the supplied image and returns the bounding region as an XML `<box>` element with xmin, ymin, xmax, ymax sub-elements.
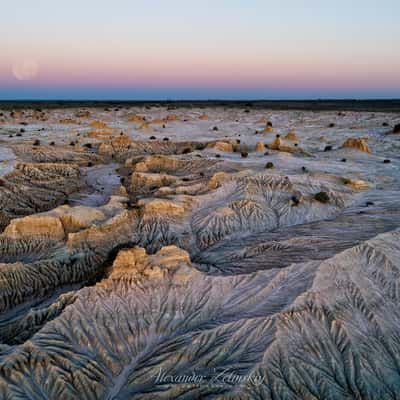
<box><xmin>128</xmin><ymin>114</ymin><xmax>146</xmax><ymax>123</ymax></box>
<box><xmin>285</xmin><ymin>131</ymin><xmax>299</xmax><ymax>141</ymax></box>
<box><xmin>341</xmin><ymin>137</ymin><xmax>371</xmax><ymax>153</ymax></box>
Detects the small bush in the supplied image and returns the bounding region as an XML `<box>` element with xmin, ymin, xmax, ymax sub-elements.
<box><xmin>265</xmin><ymin>162</ymin><xmax>274</xmax><ymax>169</ymax></box>
<box><xmin>314</xmin><ymin>191</ymin><xmax>329</xmax><ymax>203</ymax></box>
<box><xmin>291</xmin><ymin>195</ymin><xmax>300</xmax><ymax>206</ymax></box>
<box><xmin>195</xmin><ymin>142</ymin><xmax>206</xmax><ymax>150</ymax></box>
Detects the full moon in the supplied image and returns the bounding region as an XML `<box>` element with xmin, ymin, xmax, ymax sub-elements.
<box><xmin>12</xmin><ymin>59</ymin><xmax>39</xmax><ymax>81</ymax></box>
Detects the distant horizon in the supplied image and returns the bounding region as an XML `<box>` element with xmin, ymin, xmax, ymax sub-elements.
<box><xmin>1</xmin><ymin>98</ymin><xmax>400</xmax><ymax>102</ymax></box>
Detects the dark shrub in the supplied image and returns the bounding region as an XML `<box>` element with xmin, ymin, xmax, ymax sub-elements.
<box><xmin>291</xmin><ymin>195</ymin><xmax>300</xmax><ymax>206</ymax></box>
<box><xmin>195</xmin><ymin>143</ymin><xmax>206</xmax><ymax>150</ymax></box>
<box><xmin>314</xmin><ymin>191</ymin><xmax>329</xmax><ymax>203</ymax></box>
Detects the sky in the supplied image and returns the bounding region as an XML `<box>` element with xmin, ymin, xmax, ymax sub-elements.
<box><xmin>1</xmin><ymin>0</ymin><xmax>399</xmax><ymax>100</ymax></box>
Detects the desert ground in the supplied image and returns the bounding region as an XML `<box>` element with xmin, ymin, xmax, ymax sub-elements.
<box><xmin>0</xmin><ymin>103</ymin><xmax>400</xmax><ymax>399</ymax></box>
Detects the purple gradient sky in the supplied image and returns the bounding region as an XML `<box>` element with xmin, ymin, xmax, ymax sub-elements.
<box><xmin>1</xmin><ymin>0</ymin><xmax>399</xmax><ymax>99</ymax></box>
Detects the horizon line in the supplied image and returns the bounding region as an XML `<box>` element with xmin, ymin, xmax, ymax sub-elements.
<box><xmin>1</xmin><ymin>98</ymin><xmax>400</xmax><ymax>102</ymax></box>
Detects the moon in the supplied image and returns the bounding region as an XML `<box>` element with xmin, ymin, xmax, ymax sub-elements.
<box><xmin>12</xmin><ymin>59</ymin><xmax>39</xmax><ymax>81</ymax></box>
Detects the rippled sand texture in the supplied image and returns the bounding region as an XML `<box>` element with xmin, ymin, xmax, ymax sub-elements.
<box><xmin>0</xmin><ymin>105</ymin><xmax>400</xmax><ymax>399</ymax></box>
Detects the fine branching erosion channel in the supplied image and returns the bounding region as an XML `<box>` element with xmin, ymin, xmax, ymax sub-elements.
<box><xmin>0</xmin><ymin>101</ymin><xmax>400</xmax><ymax>399</ymax></box>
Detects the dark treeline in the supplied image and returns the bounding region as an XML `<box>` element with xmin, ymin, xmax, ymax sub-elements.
<box><xmin>0</xmin><ymin>99</ymin><xmax>400</xmax><ymax>112</ymax></box>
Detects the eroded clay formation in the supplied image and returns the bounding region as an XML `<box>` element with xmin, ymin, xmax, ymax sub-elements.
<box><xmin>0</xmin><ymin>105</ymin><xmax>400</xmax><ymax>399</ymax></box>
